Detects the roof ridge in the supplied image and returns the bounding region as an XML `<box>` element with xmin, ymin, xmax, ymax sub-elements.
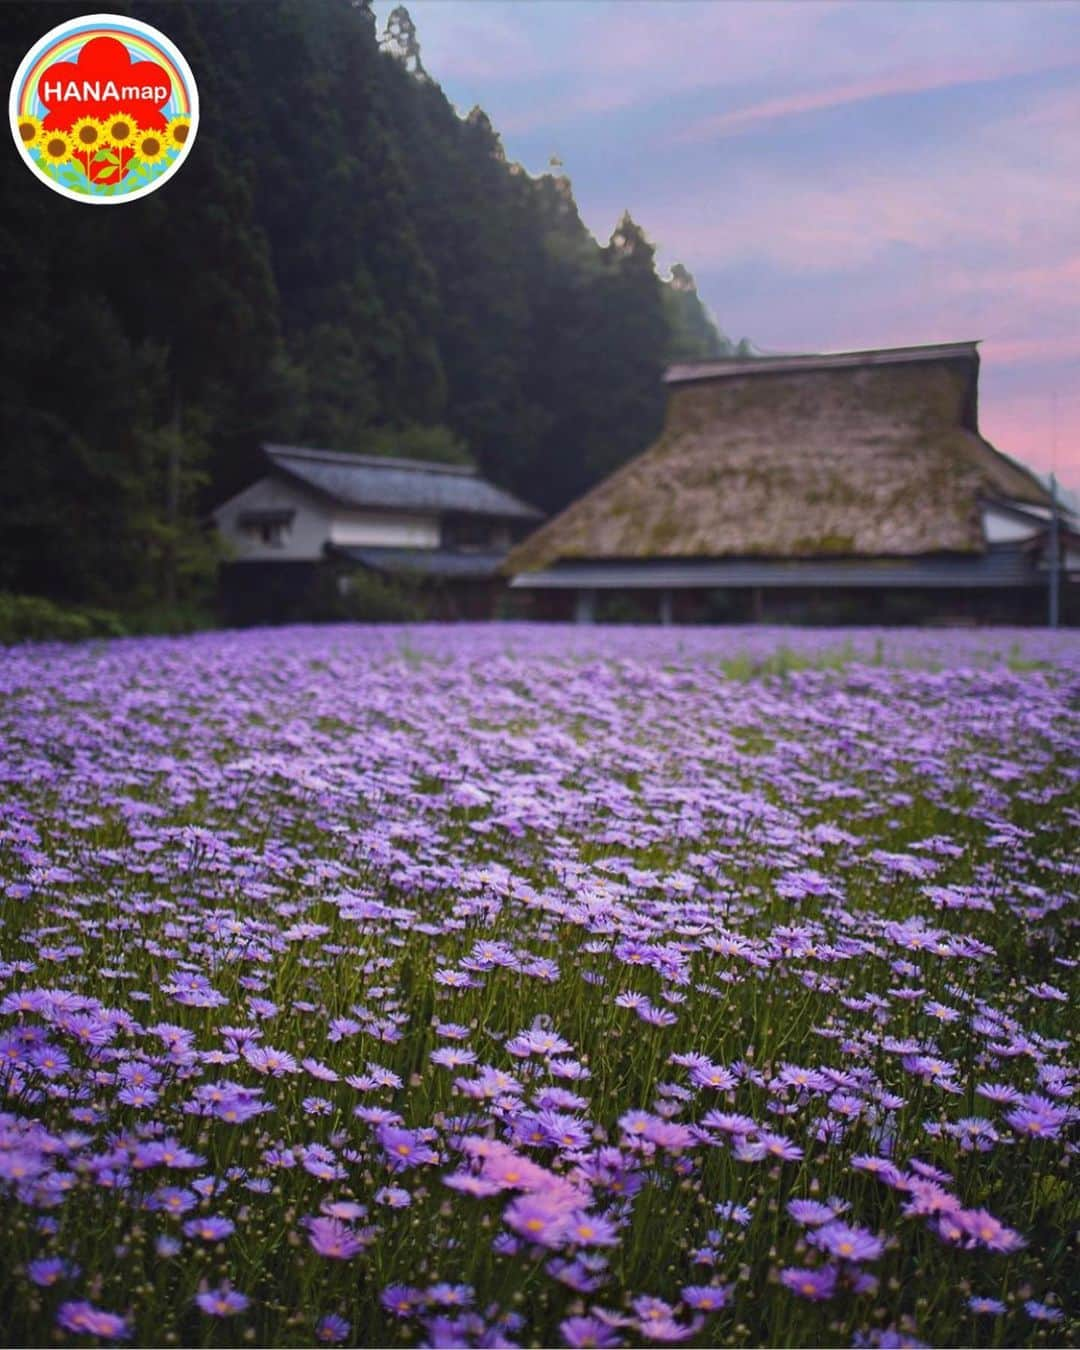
<box><xmin>262</xmin><ymin>443</ymin><xmax>479</xmax><ymax>477</ymax></box>
<box><xmin>665</xmin><ymin>340</ymin><xmax>981</xmax><ymax>385</ymax></box>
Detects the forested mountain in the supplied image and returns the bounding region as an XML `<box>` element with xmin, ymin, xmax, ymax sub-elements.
<box><xmin>0</xmin><ymin>0</ymin><xmax>748</xmax><ymax>616</ymax></box>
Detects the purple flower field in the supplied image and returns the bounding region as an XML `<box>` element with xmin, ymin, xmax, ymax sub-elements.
<box><xmin>0</xmin><ymin>623</ymin><xmax>1077</xmax><ymax>1348</ymax></box>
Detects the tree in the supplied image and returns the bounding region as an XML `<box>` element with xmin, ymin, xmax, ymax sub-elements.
<box><xmin>664</xmin><ymin>263</ymin><xmax>735</xmax><ymax>361</ymax></box>
<box><xmin>1</xmin><ymin>0</ymin><xmax>745</xmax><ymax>616</ymax></box>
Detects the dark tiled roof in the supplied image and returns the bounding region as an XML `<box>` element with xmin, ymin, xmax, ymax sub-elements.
<box><xmin>264</xmin><ymin>444</ymin><xmax>542</xmax><ymax>521</ymax></box>
<box><xmin>510</xmin><ymin>548</ymin><xmax>1045</xmax><ymax>590</ymax></box>
<box><xmin>332</xmin><ymin>546</ymin><xmax>507</xmax><ymax>580</ymax></box>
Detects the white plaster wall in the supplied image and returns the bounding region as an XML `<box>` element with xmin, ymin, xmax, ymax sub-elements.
<box><xmin>981</xmin><ymin>505</ymin><xmax>1041</xmax><ymax>544</ymax></box>
<box><xmin>329</xmin><ymin>510</ymin><xmax>440</xmax><ymax>549</ymax></box>
<box><xmin>213</xmin><ymin>478</ymin><xmax>331</xmax><ymax>562</ymax></box>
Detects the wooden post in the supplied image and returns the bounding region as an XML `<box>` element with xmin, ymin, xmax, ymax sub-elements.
<box><xmin>1048</xmin><ymin>473</ymin><xmax>1060</xmax><ymax>629</ymax></box>
<box><xmin>574</xmin><ymin>589</ymin><xmax>596</xmax><ymax>624</ymax></box>
<box><xmin>164</xmin><ymin>387</ymin><xmax>181</xmax><ymax>608</ymax></box>
<box><xmin>659</xmin><ymin>589</ymin><xmax>673</xmax><ymax>626</ymax></box>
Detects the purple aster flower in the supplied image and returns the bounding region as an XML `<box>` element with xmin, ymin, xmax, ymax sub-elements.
<box><xmin>431</xmin><ymin>1046</ymin><xmax>478</xmax><ymax>1069</ymax></box>
<box><xmin>976</xmin><ymin>1082</ymin><xmax>1020</xmax><ymax>1105</ymax></box>
<box><xmin>540</xmin><ymin>1110</ymin><xmax>592</xmax><ymax>1152</ymax></box>
<box><xmin>567</xmin><ymin>1211</ymin><xmax>620</xmax><ymax>1247</ymax></box>
<box><xmin>787</xmin><ymin>1198</ymin><xmax>839</xmax><ymax>1226</ymax></box>
<box><xmin>700</xmin><ymin>1110</ymin><xmax>757</xmax><ymax>1137</ymax></box>
<box><xmin>321</xmin><ymin>1200</ymin><xmax>368</xmax><ymax>1221</ymax></box>
<box><xmin>1024</xmin><ymin>1300</ymin><xmax>1063</xmax><ymax>1323</ymax></box>
<box><xmin>194</xmin><ymin>1284</ymin><xmax>249</xmax><ymax>1316</ymax></box>
<box><xmin>850</xmin><ymin>1155</ymin><xmax>904</xmax><ymax>1186</ymax></box>
<box><xmin>27</xmin><ymin>1256</ymin><xmax>78</xmax><ymax>1287</ymax></box>
<box><xmin>182</xmin><ymin>1215</ymin><xmax>235</xmax><ymax>1241</ymax></box>
<box><xmin>908</xmin><ymin>1160</ymin><xmax>952</xmax><ymax>1184</ymax></box>
<box><xmin>969</xmin><ymin>1296</ymin><xmax>1006</xmax><ymax>1315</ymax></box>
<box><xmin>957</xmin><ymin>1208</ymin><xmax>1027</xmax><ymax>1253</ymax></box>
<box><xmin>643</xmin><ymin>1119</ymin><xmax>696</xmax><ymax>1150</ymax></box>
<box><xmin>301</xmin><ymin>1057</ymin><xmax>339</xmax><ymax>1082</ymax></box>
<box><xmin>689</xmin><ymin>1064</ymin><xmax>738</xmax><ymax>1091</ymax></box>
<box><xmin>215</xmin><ymin>1094</ymin><xmax>270</xmax><ymax>1124</ymax></box>
<box><xmin>375</xmin><ymin>1186</ymin><xmax>412</xmax><ymax>1208</ymax></box>
<box><xmin>117</xmin><ymin>1085</ymin><xmax>159</xmax><ymax>1108</ymax></box>
<box><xmin>681</xmin><ymin>1284</ymin><xmax>731</xmax><ymax>1312</ymax></box>
<box><xmin>1005</xmin><ymin>1105</ymin><xmax>1067</xmax><ymax>1139</ymax></box>
<box><xmin>714</xmin><ymin>1201</ymin><xmax>753</xmax><ymax>1226</ymax></box>
<box><xmin>780</xmin><ymin>1265</ymin><xmax>838</xmax><ymax>1300</ymax></box>
<box><xmin>306</xmin><ymin>1217</ymin><xmax>369</xmax><ymax>1259</ymax></box>
<box><xmin>433</xmin><ymin>1021</ymin><xmax>471</xmax><ymax>1040</ymax></box>
<box><xmin>243</xmin><ymin>1045</ymin><xmax>298</xmax><ymax>1076</ymax></box>
<box><xmin>146</xmin><ymin>1186</ymin><xmax>198</xmax><ymax>1215</ymax></box>
<box><xmin>504</xmin><ymin>1194</ymin><xmax>574</xmax><ymax>1247</ymax></box>
<box><xmin>443</xmin><ymin>1170</ymin><xmax>504</xmax><ymax>1197</ymax></box>
<box><xmin>56</xmin><ymin>1301</ymin><xmax>132</xmax><ymax>1339</ymax></box>
<box><xmin>560</xmin><ymin>1314</ymin><xmax>624</xmax><ymax>1347</ymax></box>
<box><xmin>632</xmin><ymin>1296</ymin><xmax>704</xmax><ymax>1342</ymax></box>
<box><xmin>377</xmin><ymin>1125</ymin><xmax>438</xmax><ymax>1170</ymax></box>
<box><xmin>758</xmin><ymin>1131</ymin><xmax>803</xmax><ymax>1162</ymax></box>
<box><xmin>426</xmin><ymin>1283</ymin><xmax>474</xmax><ymax>1307</ymax></box>
<box><xmin>381</xmin><ymin>1284</ymin><xmax>424</xmax><ymax>1318</ymax></box>
<box><xmin>547</xmin><ymin>1256</ymin><xmax>607</xmax><ymax>1294</ymax></box>
<box><xmin>315</xmin><ymin>1313</ymin><xmax>351</xmax><ymax>1343</ymax></box>
<box><xmin>813</xmin><ymin>1221</ymin><xmax>885</xmax><ymax>1262</ymax></box>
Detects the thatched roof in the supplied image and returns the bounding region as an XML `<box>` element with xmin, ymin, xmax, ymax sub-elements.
<box><xmin>507</xmin><ymin>342</ymin><xmax>1051</xmax><ymax>573</ymax></box>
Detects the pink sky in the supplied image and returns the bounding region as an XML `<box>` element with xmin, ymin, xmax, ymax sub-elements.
<box><xmin>380</xmin><ymin>0</ymin><xmax>1080</xmax><ymax>488</ymax></box>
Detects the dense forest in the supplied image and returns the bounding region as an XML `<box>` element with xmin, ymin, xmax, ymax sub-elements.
<box><xmin>0</xmin><ymin>0</ymin><xmax>749</xmax><ymax>623</ymax></box>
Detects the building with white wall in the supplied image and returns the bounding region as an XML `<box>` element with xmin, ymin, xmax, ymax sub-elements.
<box><xmin>213</xmin><ymin>443</ymin><xmax>542</xmax><ymax>623</ymax></box>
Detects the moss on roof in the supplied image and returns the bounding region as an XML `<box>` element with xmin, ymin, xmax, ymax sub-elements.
<box><xmin>506</xmin><ymin>353</ymin><xmax>1050</xmax><ymax>573</ymax></box>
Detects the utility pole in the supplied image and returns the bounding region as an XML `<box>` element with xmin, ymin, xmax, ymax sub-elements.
<box><xmin>1047</xmin><ymin>391</ymin><xmax>1060</xmax><ymax>629</ymax></box>
<box><xmin>1048</xmin><ymin>471</ymin><xmax>1060</xmax><ymax>629</ymax></box>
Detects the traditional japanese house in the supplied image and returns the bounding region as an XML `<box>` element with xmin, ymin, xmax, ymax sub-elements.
<box><xmin>214</xmin><ymin>443</ymin><xmax>542</xmax><ymax>624</ymax></box>
<box><xmin>505</xmin><ymin>341</ymin><xmax>1078</xmax><ymax>624</ymax></box>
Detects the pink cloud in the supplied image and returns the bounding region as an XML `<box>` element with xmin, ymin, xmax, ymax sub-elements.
<box><xmin>609</xmin><ymin>77</ymin><xmax>1080</xmax><ymax>279</ymax></box>
<box><xmin>981</xmin><ymin>334</ymin><xmax>1080</xmax><ymax>365</ymax></box>
<box><xmin>980</xmin><ymin>393</ymin><xmax>1080</xmax><ymax>485</ymax></box>
<box><xmin>666</xmin><ymin>58</ymin><xmax>1072</xmax><ymax>143</ymax></box>
<box><xmin>378</xmin><ymin>2</ymin><xmax>1080</xmax><ymax>487</ymax></box>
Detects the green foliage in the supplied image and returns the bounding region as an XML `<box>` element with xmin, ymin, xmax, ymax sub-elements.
<box><xmin>596</xmin><ymin>591</ymin><xmax>657</xmax><ymax>625</ymax></box>
<box><xmin>357</xmin><ymin>423</ymin><xmax>474</xmax><ymax>466</ymax></box>
<box><xmin>338</xmin><ymin>569</ymin><xmax>427</xmax><ymax>623</ymax></box>
<box><xmin>0</xmin><ymin>593</ymin><xmax>126</xmax><ymax>644</ymax></box>
<box><xmin>313</xmin><ymin>568</ymin><xmax>428</xmax><ymax>623</ymax></box>
<box><xmin>2</xmin><ymin>0</ymin><xmax>740</xmax><ymax>623</ymax></box>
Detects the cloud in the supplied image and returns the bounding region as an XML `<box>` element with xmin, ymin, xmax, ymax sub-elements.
<box><xmin>979</xmin><ymin>393</ymin><xmax>1080</xmax><ymax>485</ymax></box>
<box><xmin>373</xmin><ymin>0</ymin><xmax>1080</xmax><ymax>484</ymax></box>
<box><xmin>386</xmin><ymin>0</ymin><xmax>1080</xmax><ymax>140</ymax></box>
<box><xmin>666</xmin><ymin>59</ymin><xmax>1077</xmax><ymax>144</ymax></box>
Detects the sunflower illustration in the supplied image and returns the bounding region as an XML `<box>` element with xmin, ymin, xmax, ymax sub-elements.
<box><xmin>38</xmin><ymin>129</ymin><xmax>73</xmax><ymax>164</ymax></box>
<box><xmin>102</xmin><ymin>111</ymin><xmax>137</xmax><ymax>146</ymax></box>
<box><xmin>70</xmin><ymin>117</ymin><xmax>106</xmax><ymax>152</ymax></box>
<box><xmin>16</xmin><ymin>114</ymin><xmax>42</xmax><ymax>149</ymax></box>
<box><xmin>134</xmin><ymin>128</ymin><xmax>169</xmax><ymax>165</ymax></box>
<box><xmin>164</xmin><ymin>115</ymin><xmax>191</xmax><ymax>150</ymax></box>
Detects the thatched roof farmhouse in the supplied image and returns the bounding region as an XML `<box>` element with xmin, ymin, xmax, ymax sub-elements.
<box><xmin>506</xmin><ymin>341</ymin><xmax>1077</xmax><ymax>623</ymax></box>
